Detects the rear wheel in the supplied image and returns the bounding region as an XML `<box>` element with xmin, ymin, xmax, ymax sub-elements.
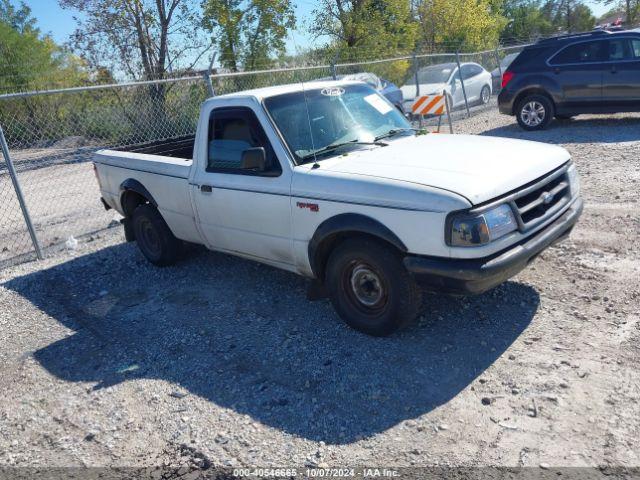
<box><xmin>325</xmin><ymin>238</ymin><xmax>422</xmax><ymax>336</ymax></box>
<box><xmin>516</xmin><ymin>94</ymin><xmax>554</xmax><ymax>131</ymax></box>
<box><xmin>480</xmin><ymin>85</ymin><xmax>491</xmax><ymax>104</ymax></box>
<box><xmin>132</xmin><ymin>204</ymin><xmax>181</xmax><ymax>266</ymax></box>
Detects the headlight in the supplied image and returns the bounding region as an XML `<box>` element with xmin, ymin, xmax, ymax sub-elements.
<box><xmin>448</xmin><ymin>204</ymin><xmax>518</xmax><ymax>247</ymax></box>
<box><xmin>567</xmin><ymin>163</ymin><xmax>580</xmax><ymax>197</ymax></box>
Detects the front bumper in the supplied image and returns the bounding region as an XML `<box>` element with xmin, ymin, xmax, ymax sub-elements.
<box><xmin>403</xmin><ymin>197</ymin><xmax>583</xmax><ymax>295</ymax></box>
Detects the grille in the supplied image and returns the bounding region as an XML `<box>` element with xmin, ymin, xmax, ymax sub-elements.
<box><xmin>509</xmin><ymin>165</ymin><xmax>571</xmax><ymax>232</ymax></box>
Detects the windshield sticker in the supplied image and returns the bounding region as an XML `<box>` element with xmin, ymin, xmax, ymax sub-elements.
<box><xmin>364</xmin><ymin>93</ymin><xmax>393</xmax><ymax>114</ymax></box>
<box><xmin>321</xmin><ymin>87</ymin><xmax>345</xmax><ymax>96</ymax></box>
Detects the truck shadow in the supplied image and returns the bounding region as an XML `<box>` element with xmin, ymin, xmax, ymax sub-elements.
<box><xmin>481</xmin><ymin>116</ymin><xmax>640</xmax><ymax>143</ymax></box>
<box><xmin>3</xmin><ymin>241</ymin><xmax>539</xmax><ymax>445</ymax></box>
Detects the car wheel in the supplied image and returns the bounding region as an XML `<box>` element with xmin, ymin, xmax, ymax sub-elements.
<box><xmin>480</xmin><ymin>85</ymin><xmax>491</xmax><ymax>104</ymax></box>
<box><xmin>516</xmin><ymin>94</ymin><xmax>554</xmax><ymax>131</ymax></box>
<box><xmin>132</xmin><ymin>204</ymin><xmax>181</xmax><ymax>266</ymax></box>
<box><xmin>325</xmin><ymin>237</ymin><xmax>422</xmax><ymax>336</ymax></box>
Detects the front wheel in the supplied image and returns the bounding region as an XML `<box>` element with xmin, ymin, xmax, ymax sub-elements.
<box><xmin>325</xmin><ymin>238</ymin><xmax>422</xmax><ymax>336</ymax></box>
<box><xmin>516</xmin><ymin>94</ymin><xmax>554</xmax><ymax>131</ymax></box>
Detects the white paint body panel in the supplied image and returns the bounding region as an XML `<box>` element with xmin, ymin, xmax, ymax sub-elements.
<box><xmin>94</xmin><ymin>81</ymin><xmax>573</xmax><ymax>278</ymax></box>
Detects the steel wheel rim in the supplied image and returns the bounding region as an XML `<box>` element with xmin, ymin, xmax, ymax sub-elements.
<box><xmin>139</xmin><ymin>218</ymin><xmax>161</xmax><ymax>257</ymax></box>
<box><xmin>521</xmin><ymin>101</ymin><xmax>545</xmax><ymax>127</ymax></box>
<box><xmin>343</xmin><ymin>261</ymin><xmax>388</xmax><ymax>314</ymax></box>
<box><xmin>482</xmin><ymin>87</ymin><xmax>490</xmax><ymax>103</ymax></box>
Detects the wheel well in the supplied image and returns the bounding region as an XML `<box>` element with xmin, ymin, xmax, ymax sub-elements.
<box><xmin>121</xmin><ymin>189</ymin><xmax>149</xmax><ymax>217</ymax></box>
<box><xmin>513</xmin><ymin>88</ymin><xmax>554</xmax><ymax>114</ymax></box>
<box><xmin>313</xmin><ymin>232</ymin><xmax>403</xmax><ymax>282</ymax></box>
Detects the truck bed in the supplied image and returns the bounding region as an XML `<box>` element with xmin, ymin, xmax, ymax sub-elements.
<box><xmin>94</xmin><ymin>135</ymin><xmax>194</xmax><ymax>180</ymax></box>
<box><xmin>113</xmin><ymin>134</ymin><xmax>195</xmax><ymax>160</ymax></box>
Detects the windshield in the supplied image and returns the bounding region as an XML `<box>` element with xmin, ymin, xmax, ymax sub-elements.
<box><xmin>416</xmin><ymin>65</ymin><xmax>454</xmax><ymax>84</ymax></box>
<box><xmin>264</xmin><ymin>84</ymin><xmax>411</xmax><ymax>163</ymax></box>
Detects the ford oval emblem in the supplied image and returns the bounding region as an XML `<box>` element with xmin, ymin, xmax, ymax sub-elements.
<box><xmin>321</xmin><ymin>87</ymin><xmax>345</xmax><ymax>96</ymax></box>
<box><xmin>541</xmin><ymin>191</ymin><xmax>554</xmax><ymax>205</ymax></box>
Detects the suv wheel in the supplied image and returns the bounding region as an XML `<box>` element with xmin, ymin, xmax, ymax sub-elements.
<box><xmin>480</xmin><ymin>85</ymin><xmax>491</xmax><ymax>104</ymax></box>
<box><xmin>132</xmin><ymin>204</ymin><xmax>181</xmax><ymax>266</ymax></box>
<box><xmin>325</xmin><ymin>238</ymin><xmax>422</xmax><ymax>336</ymax></box>
<box><xmin>516</xmin><ymin>94</ymin><xmax>554</xmax><ymax>131</ymax></box>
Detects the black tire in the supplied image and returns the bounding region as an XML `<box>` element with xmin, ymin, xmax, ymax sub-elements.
<box><xmin>555</xmin><ymin>114</ymin><xmax>573</xmax><ymax>121</ymax></box>
<box><xmin>480</xmin><ymin>85</ymin><xmax>491</xmax><ymax>105</ymax></box>
<box><xmin>132</xmin><ymin>204</ymin><xmax>181</xmax><ymax>266</ymax></box>
<box><xmin>516</xmin><ymin>94</ymin><xmax>554</xmax><ymax>131</ymax></box>
<box><xmin>325</xmin><ymin>238</ymin><xmax>422</xmax><ymax>336</ymax></box>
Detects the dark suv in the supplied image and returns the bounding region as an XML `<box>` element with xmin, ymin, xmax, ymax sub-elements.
<box><xmin>498</xmin><ymin>30</ymin><xmax>640</xmax><ymax>130</ymax></box>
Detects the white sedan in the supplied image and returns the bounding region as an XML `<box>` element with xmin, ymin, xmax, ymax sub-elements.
<box><xmin>401</xmin><ymin>62</ymin><xmax>493</xmax><ymax>113</ymax></box>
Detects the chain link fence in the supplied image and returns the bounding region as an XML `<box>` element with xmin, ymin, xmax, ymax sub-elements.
<box><xmin>0</xmin><ymin>44</ymin><xmax>528</xmax><ymax>268</ymax></box>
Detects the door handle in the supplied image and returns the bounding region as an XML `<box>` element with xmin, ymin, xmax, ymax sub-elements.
<box><xmin>200</xmin><ymin>184</ymin><xmax>213</xmax><ymax>193</ymax></box>
<box><xmin>553</xmin><ymin>67</ymin><xmax>561</xmax><ymax>74</ymax></box>
<box><xmin>611</xmin><ymin>66</ymin><xmax>618</xmax><ymax>74</ymax></box>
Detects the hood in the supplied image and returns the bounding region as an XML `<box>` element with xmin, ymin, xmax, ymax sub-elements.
<box><xmin>400</xmin><ymin>83</ymin><xmax>447</xmax><ymax>101</ymax></box>
<box><xmin>316</xmin><ymin>134</ymin><xmax>570</xmax><ymax>205</ymax></box>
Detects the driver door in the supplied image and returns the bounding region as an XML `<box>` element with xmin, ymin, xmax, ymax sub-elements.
<box><xmin>191</xmin><ymin>106</ymin><xmax>294</xmax><ymax>267</ymax></box>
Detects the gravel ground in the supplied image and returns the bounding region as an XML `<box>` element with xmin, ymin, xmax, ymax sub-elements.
<box><xmin>1</xmin><ymin>107</ymin><xmax>639</xmax><ymax>473</ymax></box>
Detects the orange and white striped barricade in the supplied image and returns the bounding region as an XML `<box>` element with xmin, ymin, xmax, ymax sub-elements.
<box><xmin>411</xmin><ymin>91</ymin><xmax>453</xmax><ymax>133</ymax></box>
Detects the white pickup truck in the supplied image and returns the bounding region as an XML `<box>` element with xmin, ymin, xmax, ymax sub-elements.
<box><xmin>94</xmin><ymin>81</ymin><xmax>582</xmax><ymax>336</ymax></box>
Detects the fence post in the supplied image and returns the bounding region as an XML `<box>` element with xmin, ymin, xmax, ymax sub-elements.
<box><xmin>204</xmin><ymin>52</ymin><xmax>217</xmax><ymax>97</ymax></box>
<box><xmin>0</xmin><ymin>124</ymin><xmax>44</xmax><ymax>260</ymax></box>
<box><xmin>331</xmin><ymin>50</ymin><xmax>340</xmax><ymax>80</ymax></box>
<box><xmin>413</xmin><ymin>51</ymin><xmax>422</xmax><ymax>127</ymax></box>
<box><xmin>455</xmin><ymin>50</ymin><xmax>470</xmax><ymax>118</ymax></box>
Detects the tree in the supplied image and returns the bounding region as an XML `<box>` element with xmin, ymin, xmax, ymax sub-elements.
<box><xmin>501</xmin><ymin>0</ymin><xmax>554</xmax><ymax>43</ymax></box>
<box><xmin>59</xmin><ymin>0</ymin><xmax>210</xmax><ymax>80</ymax></box>
<box><xmin>310</xmin><ymin>0</ymin><xmax>417</xmax><ymax>58</ymax></box>
<box><xmin>0</xmin><ymin>9</ymin><xmax>87</xmax><ymax>93</ymax></box>
<box><xmin>415</xmin><ymin>0</ymin><xmax>507</xmax><ymax>51</ymax></box>
<box><xmin>0</xmin><ymin>0</ymin><xmax>37</xmax><ymax>33</ymax></box>
<box><xmin>202</xmin><ymin>0</ymin><xmax>295</xmax><ymax>71</ymax></box>
<box><xmin>599</xmin><ymin>0</ymin><xmax>639</xmax><ymax>25</ymax></box>
<box><xmin>541</xmin><ymin>0</ymin><xmax>595</xmax><ymax>32</ymax></box>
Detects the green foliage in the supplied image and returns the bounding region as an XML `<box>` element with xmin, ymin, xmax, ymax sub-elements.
<box><xmin>311</xmin><ymin>0</ymin><xmax>417</xmax><ymax>56</ymax></box>
<box><xmin>416</xmin><ymin>0</ymin><xmax>508</xmax><ymax>51</ymax></box>
<box><xmin>542</xmin><ymin>0</ymin><xmax>595</xmax><ymax>32</ymax></box>
<box><xmin>0</xmin><ymin>0</ymin><xmax>37</xmax><ymax>33</ymax></box>
<box><xmin>0</xmin><ymin>19</ymin><xmax>88</xmax><ymax>93</ymax></box>
<box><xmin>202</xmin><ymin>0</ymin><xmax>295</xmax><ymax>71</ymax></box>
<box><xmin>501</xmin><ymin>0</ymin><xmax>555</xmax><ymax>42</ymax></box>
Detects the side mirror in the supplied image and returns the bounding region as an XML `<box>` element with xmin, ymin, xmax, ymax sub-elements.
<box><xmin>241</xmin><ymin>147</ymin><xmax>266</xmax><ymax>171</ymax></box>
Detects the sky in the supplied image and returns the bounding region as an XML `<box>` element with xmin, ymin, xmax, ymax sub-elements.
<box><xmin>22</xmin><ymin>0</ymin><xmax>612</xmax><ymax>56</ymax></box>
<box><xmin>22</xmin><ymin>0</ymin><xmax>319</xmax><ymax>54</ymax></box>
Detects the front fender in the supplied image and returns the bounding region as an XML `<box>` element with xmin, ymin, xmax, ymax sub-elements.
<box><xmin>308</xmin><ymin>213</ymin><xmax>407</xmax><ymax>279</ymax></box>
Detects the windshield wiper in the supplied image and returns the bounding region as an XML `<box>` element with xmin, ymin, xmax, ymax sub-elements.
<box><xmin>300</xmin><ymin>139</ymin><xmax>387</xmax><ymax>162</ymax></box>
<box><xmin>374</xmin><ymin>127</ymin><xmax>424</xmax><ymax>142</ymax></box>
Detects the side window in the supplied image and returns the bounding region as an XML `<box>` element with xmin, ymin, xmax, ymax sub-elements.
<box><xmin>608</xmin><ymin>39</ymin><xmax>633</xmax><ymax>61</ymax></box>
<box><xmin>633</xmin><ymin>39</ymin><xmax>640</xmax><ymax>58</ymax></box>
<box><xmin>550</xmin><ymin>40</ymin><xmax>606</xmax><ymax>65</ymax></box>
<box><xmin>207</xmin><ymin>108</ymin><xmax>280</xmax><ymax>174</ymax></box>
<box><xmin>460</xmin><ymin>65</ymin><xmax>474</xmax><ymax>80</ymax></box>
